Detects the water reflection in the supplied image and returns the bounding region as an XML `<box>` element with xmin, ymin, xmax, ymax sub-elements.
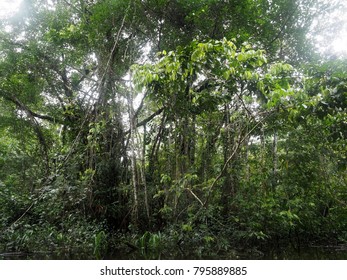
<box><xmin>262</xmin><ymin>246</ymin><xmax>347</xmax><ymax>260</ymax></box>
<box><xmin>1</xmin><ymin>245</ymin><xmax>347</xmax><ymax>260</ymax></box>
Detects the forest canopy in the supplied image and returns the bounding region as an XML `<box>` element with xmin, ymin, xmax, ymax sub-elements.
<box><xmin>0</xmin><ymin>0</ymin><xmax>346</xmax><ymax>259</ymax></box>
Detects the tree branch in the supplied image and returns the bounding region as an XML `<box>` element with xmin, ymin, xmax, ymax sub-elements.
<box><xmin>124</xmin><ymin>107</ymin><xmax>164</xmax><ymax>135</ymax></box>
<box><xmin>2</xmin><ymin>92</ymin><xmax>58</xmax><ymax>123</ymax></box>
<box><xmin>137</xmin><ymin>107</ymin><xmax>164</xmax><ymax>127</ymax></box>
<box><xmin>203</xmin><ymin>111</ymin><xmax>274</xmax><ymax>207</ymax></box>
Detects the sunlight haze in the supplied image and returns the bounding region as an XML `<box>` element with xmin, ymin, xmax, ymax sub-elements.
<box><xmin>1</xmin><ymin>0</ymin><xmax>346</xmax><ymax>57</ymax></box>
<box><xmin>0</xmin><ymin>0</ymin><xmax>22</xmax><ymax>18</ymax></box>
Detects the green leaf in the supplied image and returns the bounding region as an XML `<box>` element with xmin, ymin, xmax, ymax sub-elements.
<box><xmin>223</xmin><ymin>70</ymin><xmax>230</xmax><ymax>80</ymax></box>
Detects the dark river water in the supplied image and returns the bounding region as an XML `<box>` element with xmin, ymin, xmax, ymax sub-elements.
<box><xmin>1</xmin><ymin>244</ymin><xmax>347</xmax><ymax>260</ymax></box>
<box><xmin>258</xmin><ymin>245</ymin><xmax>347</xmax><ymax>260</ymax></box>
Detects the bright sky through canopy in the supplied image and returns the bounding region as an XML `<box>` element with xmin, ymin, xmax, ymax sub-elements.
<box><xmin>332</xmin><ymin>28</ymin><xmax>347</xmax><ymax>55</ymax></box>
<box><xmin>0</xmin><ymin>0</ymin><xmax>22</xmax><ymax>18</ymax></box>
<box><xmin>0</xmin><ymin>0</ymin><xmax>346</xmax><ymax>56</ymax></box>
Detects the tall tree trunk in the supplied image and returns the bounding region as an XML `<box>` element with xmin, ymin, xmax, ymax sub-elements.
<box><xmin>128</xmin><ymin>78</ymin><xmax>138</xmax><ymax>226</ymax></box>
<box><xmin>140</xmin><ymin>124</ymin><xmax>150</xmax><ymax>223</ymax></box>
<box><xmin>272</xmin><ymin>129</ymin><xmax>278</xmax><ymax>188</ymax></box>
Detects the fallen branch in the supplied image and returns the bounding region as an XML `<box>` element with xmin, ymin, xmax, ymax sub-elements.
<box><xmin>203</xmin><ymin>111</ymin><xmax>274</xmax><ymax>207</ymax></box>
<box><xmin>185</xmin><ymin>188</ymin><xmax>204</xmax><ymax>206</ymax></box>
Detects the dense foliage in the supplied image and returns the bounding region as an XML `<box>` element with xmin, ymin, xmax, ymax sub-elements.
<box><xmin>0</xmin><ymin>0</ymin><xmax>346</xmax><ymax>259</ymax></box>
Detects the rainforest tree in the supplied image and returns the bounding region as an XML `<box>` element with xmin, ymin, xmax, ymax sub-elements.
<box><xmin>0</xmin><ymin>0</ymin><xmax>346</xmax><ymax>258</ymax></box>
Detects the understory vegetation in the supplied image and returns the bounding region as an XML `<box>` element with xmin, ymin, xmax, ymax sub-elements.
<box><xmin>0</xmin><ymin>0</ymin><xmax>346</xmax><ymax>259</ymax></box>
